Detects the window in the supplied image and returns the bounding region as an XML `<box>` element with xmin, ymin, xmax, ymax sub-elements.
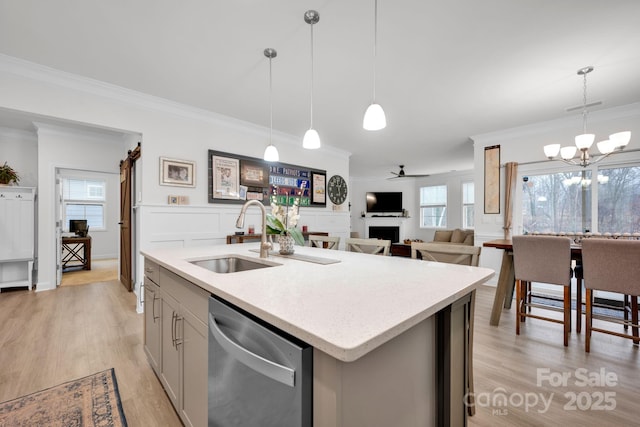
<box><xmin>521</xmin><ymin>171</ymin><xmax>592</xmax><ymax>234</ymax></box>
<box><xmin>597</xmin><ymin>165</ymin><xmax>640</xmax><ymax>233</ymax></box>
<box><xmin>63</xmin><ymin>178</ymin><xmax>106</xmax><ymax>231</ymax></box>
<box><xmin>420</xmin><ymin>185</ymin><xmax>447</xmax><ymax>228</ymax></box>
<box><xmin>462</xmin><ymin>181</ymin><xmax>474</xmax><ymax>229</ymax></box>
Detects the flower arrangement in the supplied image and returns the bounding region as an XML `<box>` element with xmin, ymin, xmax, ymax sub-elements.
<box><xmin>266</xmin><ymin>184</ymin><xmax>306</xmax><ymax>246</ymax></box>
<box><xmin>0</xmin><ymin>162</ymin><xmax>20</xmax><ymax>185</ymax></box>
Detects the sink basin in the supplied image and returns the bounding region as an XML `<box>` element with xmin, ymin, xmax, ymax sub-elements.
<box><xmin>189</xmin><ymin>255</ymin><xmax>280</xmax><ymax>274</ymax></box>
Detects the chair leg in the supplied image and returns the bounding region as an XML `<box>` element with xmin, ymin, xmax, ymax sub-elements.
<box><xmin>516</xmin><ymin>279</ymin><xmax>521</xmax><ymax>336</ymax></box>
<box><xmin>585</xmin><ymin>289</ymin><xmax>592</xmax><ymax>353</ymax></box>
<box><xmin>563</xmin><ymin>285</ymin><xmax>570</xmax><ymax>347</ymax></box>
<box><xmin>527</xmin><ymin>281</ymin><xmax>532</xmax><ymax>314</ymax></box>
<box><xmin>632</xmin><ymin>296</ymin><xmax>639</xmax><ymax>345</ymax></box>
<box><xmin>576</xmin><ymin>277</ymin><xmax>582</xmax><ymax>334</ymax></box>
<box><xmin>624</xmin><ymin>294</ymin><xmax>629</xmax><ymax>331</ymax></box>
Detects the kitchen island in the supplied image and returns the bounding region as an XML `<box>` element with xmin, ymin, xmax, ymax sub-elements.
<box><xmin>142</xmin><ymin>242</ymin><xmax>494</xmax><ymax>427</ymax></box>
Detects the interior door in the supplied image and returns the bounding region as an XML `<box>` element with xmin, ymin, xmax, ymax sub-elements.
<box><xmin>119</xmin><ymin>158</ymin><xmax>132</xmax><ymax>291</ymax></box>
<box><xmin>55</xmin><ymin>173</ymin><xmax>63</xmax><ymax>286</ymax></box>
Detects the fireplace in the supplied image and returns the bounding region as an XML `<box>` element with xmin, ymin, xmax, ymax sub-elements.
<box><xmin>368</xmin><ymin>226</ymin><xmax>400</xmax><ymax>243</ymax></box>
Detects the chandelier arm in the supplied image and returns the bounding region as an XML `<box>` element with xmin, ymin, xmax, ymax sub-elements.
<box><xmin>559</xmin><ymin>158</ymin><xmax>580</xmax><ymax>167</ymax></box>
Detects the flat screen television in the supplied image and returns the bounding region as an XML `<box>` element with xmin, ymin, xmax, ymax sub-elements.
<box><xmin>69</xmin><ymin>219</ymin><xmax>88</xmax><ymax>235</ymax></box>
<box><xmin>366</xmin><ymin>192</ymin><xmax>403</xmax><ymax>213</ymax></box>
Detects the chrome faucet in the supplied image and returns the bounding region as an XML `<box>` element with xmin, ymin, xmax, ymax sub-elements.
<box><xmin>236</xmin><ymin>200</ymin><xmax>272</xmax><ymax>258</ymax></box>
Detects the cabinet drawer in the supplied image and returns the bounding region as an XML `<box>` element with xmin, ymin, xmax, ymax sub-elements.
<box><xmin>144</xmin><ymin>259</ymin><xmax>160</xmax><ymax>284</ymax></box>
<box><xmin>160</xmin><ymin>267</ymin><xmax>209</xmax><ymax>324</ymax></box>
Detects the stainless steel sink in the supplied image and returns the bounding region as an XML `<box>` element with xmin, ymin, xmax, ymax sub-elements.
<box><xmin>189</xmin><ymin>255</ymin><xmax>280</xmax><ymax>274</ymax></box>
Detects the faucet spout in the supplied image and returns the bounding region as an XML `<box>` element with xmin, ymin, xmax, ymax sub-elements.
<box><xmin>236</xmin><ymin>200</ymin><xmax>272</xmax><ymax>258</ymax></box>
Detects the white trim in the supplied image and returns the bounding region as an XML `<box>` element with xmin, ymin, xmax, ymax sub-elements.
<box><xmin>471</xmin><ymin>102</ymin><xmax>640</xmax><ymax>145</ymax></box>
<box><xmin>0</xmin><ymin>54</ymin><xmax>351</xmax><ymax>158</ymax></box>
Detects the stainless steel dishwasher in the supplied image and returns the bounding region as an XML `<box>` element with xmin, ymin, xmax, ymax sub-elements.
<box><xmin>208</xmin><ymin>295</ymin><xmax>313</xmax><ymax>426</ymax></box>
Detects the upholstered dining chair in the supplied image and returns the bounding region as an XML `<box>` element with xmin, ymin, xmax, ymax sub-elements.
<box><xmin>410</xmin><ymin>241</ymin><xmax>481</xmax><ymax>416</ymax></box>
<box><xmin>308</xmin><ymin>235</ymin><xmax>340</xmax><ymax>250</ymax></box>
<box><xmin>344</xmin><ymin>238</ymin><xmax>391</xmax><ymax>256</ymax></box>
<box><xmin>512</xmin><ymin>235</ymin><xmax>572</xmax><ymax>346</ymax></box>
<box><xmin>410</xmin><ymin>242</ymin><xmax>481</xmax><ymax>266</ymax></box>
<box><xmin>581</xmin><ymin>239</ymin><xmax>640</xmax><ymax>352</ymax></box>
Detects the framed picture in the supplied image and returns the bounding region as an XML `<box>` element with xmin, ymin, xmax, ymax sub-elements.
<box><xmin>311</xmin><ymin>172</ymin><xmax>326</xmax><ymax>205</ymax></box>
<box><xmin>240</xmin><ymin>160</ymin><xmax>269</xmax><ymax>187</ymax></box>
<box><xmin>160</xmin><ymin>157</ymin><xmax>196</xmax><ymax>187</ymax></box>
<box><xmin>484</xmin><ymin>145</ymin><xmax>500</xmax><ymax>214</ymax></box>
<box><xmin>212</xmin><ymin>155</ymin><xmax>240</xmax><ymax>200</ymax></box>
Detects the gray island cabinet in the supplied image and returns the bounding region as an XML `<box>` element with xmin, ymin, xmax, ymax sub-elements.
<box><xmin>143</xmin><ymin>242</ymin><xmax>494</xmax><ymax>427</ymax></box>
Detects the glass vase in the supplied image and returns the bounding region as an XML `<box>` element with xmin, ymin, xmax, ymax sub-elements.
<box><xmin>277</xmin><ymin>234</ymin><xmax>295</xmax><ymax>255</ymax></box>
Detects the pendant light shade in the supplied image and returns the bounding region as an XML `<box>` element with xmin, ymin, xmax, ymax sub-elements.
<box><xmin>363</xmin><ymin>0</ymin><xmax>386</xmax><ymax>131</ymax></box>
<box><xmin>303</xmin><ymin>10</ymin><xmax>321</xmax><ymax>149</ymax></box>
<box><xmin>263</xmin><ymin>48</ymin><xmax>279</xmax><ymax>162</ymax></box>
<box><xmin>302</xmin><ymin>128</ymin><xmax>321</xmax><ymax>149</ymax></box>
<box><xmin>264</xmin><ymin>143</ymin><xmax>279</xmax><ymax>161</ymax></box>
<box><xmin>363</xmin><ymin>103</ymin><xmax>386</xmax><ymax>130</ymax></box>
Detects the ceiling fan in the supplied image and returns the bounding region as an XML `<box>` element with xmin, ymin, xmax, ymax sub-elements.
<box><xmin>388</xmin><ymin>165</ymin><xmax>430</xmax><ymax>179</ymax></box>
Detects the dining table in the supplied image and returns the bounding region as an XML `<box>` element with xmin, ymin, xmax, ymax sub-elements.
<box><xmin>483</xmin><ymin>238</ymin><xmax>582</xmax><ymax>326</ymax></box>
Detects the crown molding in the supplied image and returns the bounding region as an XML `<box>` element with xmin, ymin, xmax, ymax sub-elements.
<box><xmin>0</xmin><ymin>54</ymin><xmax>351</xmax><ymax>158</ymax></box>
<box><xmin>471</xmin><ymin>102</ymin><xmax>640</xmax><ymax>145</ymax></box>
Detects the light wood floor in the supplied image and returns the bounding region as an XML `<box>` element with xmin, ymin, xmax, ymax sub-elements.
<box><xmin>1</xmin><ymin>281</ymin><xmax>638</xmax><ymax>426</ymax></box>
<box><xmin>0</xmin><ymin>279</ymin><xmax>181</xmax><ymax>426</ymax></box>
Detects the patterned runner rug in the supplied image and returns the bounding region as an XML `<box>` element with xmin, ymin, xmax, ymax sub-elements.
<box><xmin>0</xmin><ymin>368</ymin><xmax>127</xmax><ymax>426</ymax></box>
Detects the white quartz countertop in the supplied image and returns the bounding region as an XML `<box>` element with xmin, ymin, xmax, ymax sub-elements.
<box><xmin>142</xmin><ymin>242</ymin><xmax>494</xmax><ymax>362</ymax></box>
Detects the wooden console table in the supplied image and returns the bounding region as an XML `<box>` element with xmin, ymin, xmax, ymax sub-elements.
<box><xmin>226</xmin><ymin>231</ymin><xmax>328</xmax><ymax>244</ymax></box>
<box><xmin>62</xmin><ymin>236</ymin><xmax>92</xmax><ymax>271</ymax></box>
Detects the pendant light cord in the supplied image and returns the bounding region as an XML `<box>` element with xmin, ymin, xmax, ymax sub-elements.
<box><xmin>310</xmin><ymin>22</ymin><xmax>315</xmax><ymax>129</ymax></box>
<box><xmin>582</xmin><ymin>70</ymin><xmax>588</xmax><ymax>134</ymax></box>
<box><xmin>269</xmin><ymin>55</ymin><xmax>273</xmax><ymax>144</ymax></box>
<box><xmin>372</xmin><ymin>0</ymin><xmax>378</xmax><ymax>101</ymax></box>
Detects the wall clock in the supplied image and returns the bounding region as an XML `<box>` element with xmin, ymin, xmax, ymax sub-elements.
<box><xmin>328</xmin><ymin>175</ymin><xmax>348</xmax><ymax>205</ymax></box>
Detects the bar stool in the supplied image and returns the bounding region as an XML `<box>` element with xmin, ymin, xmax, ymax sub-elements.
<box><xmin>513</xmin><ymin>235</ymin><xmax>572</xmax><ymax>346</ymax></box>
<box><xmin>581</xmin><ymin>239</ymin><xmax>640</xmax><ymax>352</ymax></box>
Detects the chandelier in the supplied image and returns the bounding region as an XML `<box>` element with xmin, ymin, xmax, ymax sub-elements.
<box><xmin>543</xmin><ymin>66</ymin><xmax>631</xmax><ymax>167</ymax></box>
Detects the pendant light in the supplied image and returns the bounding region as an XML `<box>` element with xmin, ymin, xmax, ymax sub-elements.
<box><xmin>303</xmin><ymin>10</ymin><xmax>321</xmax><ymax>149</ymax></box>
<box><xmin>263</xmin><ymin>48</ymin><xmax>279</xmax><ymax>162</ymax></box>
<box><xmin>363</xmin><ymin>0</ymin><xmax>386</xmax><ymax>131</ymax></box>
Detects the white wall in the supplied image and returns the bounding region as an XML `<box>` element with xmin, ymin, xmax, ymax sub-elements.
<box><xmin>0</xmin><ymin>127</ymin><xmax>37</xmax><ymax>187</ymax></box>
<box><xmin>350</xmin><ymin>170</ymin><xmax>474</xmax><ymax>243</ymax></box>
<box><xmin>471</xmin><ymin>102</ymin><xmax>640</xmax><ymax>284</ymax></box>
<box><xmin>0</xmin><ymin>55</ymin><xmax>351</xmax><ymax>301</ymax></box>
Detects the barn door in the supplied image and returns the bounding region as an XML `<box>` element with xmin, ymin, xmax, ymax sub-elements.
<box><xmin>119</xmin><ymin>144</ymin><xmax>140</xmax><ymax>291</ymax></box>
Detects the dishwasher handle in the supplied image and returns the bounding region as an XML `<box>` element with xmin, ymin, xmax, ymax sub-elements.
<box><xmin>209</xmin><ymin>313</ymin><xmax>295</xmax><ymax>388</ymax></box>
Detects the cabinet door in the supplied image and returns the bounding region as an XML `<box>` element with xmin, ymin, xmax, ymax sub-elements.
<box><xmin>161</xmin><ymin>293</ymin><xmax>181</xmax><ymax>407</ymax></box>
<box><xmin>181</xmin><ymin>310</ymin><xmax>208</xmax><ymax>427</ymax></box>
<box><xmin>0</xmin><ymin>190</ymin><xmax>34</xmax><ymax>260</ymax></box>
<box><xmin>144</xmin><ymin>278</ymin><xmax>162</xmax><ymax>372</ymax></box>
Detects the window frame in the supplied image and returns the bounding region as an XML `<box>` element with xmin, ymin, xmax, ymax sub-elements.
<box><xmin>62</xmin><ymin>177</ymin><xmax>107</xmax><ymax>232</ymax></box>
<box><xmin>462</xmin><ymin>181</ymin><xmax>475</xmax><ymax>229</ymax></box>
<box><xmin>419</xmin><ymin>184</ymin><xmax>448</xmax><ymax>228</ymax></box>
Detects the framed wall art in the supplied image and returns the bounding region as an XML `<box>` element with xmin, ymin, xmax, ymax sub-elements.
<box><xmin>311</xmin><ymin>172</ymin><xmax>326</xmax><ymax>205</ymax></box>
<box><xmin>160</xmin><ymin>157</ymin><xmax>196</xmax><ymax>187</ymax></box>
<box><xmin>211</xmin><ymin>155</ymin><xmax>240</xmax><ymax>200</ymax></box>
<box><xmin>240</xmin><ymin>160</ymin><xmax>269</xmax><ymax>187</ymax></box>
<box><xmin>484</xmin><ymin>145</ymin><xmax>500</xmax><ymax>214</ymax></box>
<box><xmin>207</xmin><ymin>149</ymin><xmax>326</xmax><ymax>206</ymax></box>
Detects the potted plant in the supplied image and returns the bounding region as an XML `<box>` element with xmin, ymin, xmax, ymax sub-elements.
<box><xmin>0</xmin><ymin>162</ymin><xmax>20</xmax><ymax>186</ymax></box>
